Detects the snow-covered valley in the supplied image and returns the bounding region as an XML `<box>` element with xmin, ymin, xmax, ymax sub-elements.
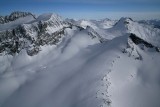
<box><xmin>0</xmin><ymin>12</ymin><xmax>160</xmax><ymax>107</ymax></box>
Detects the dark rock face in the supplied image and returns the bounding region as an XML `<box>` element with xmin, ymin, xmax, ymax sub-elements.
<box><xmin>86</xmin><ymin>26</ymin><xmax>106</xmax><ymax>43</ymax></box>
<box><xmin>130</xmin><ymin>33</ymin><xmax>153</xmax><ymax>48</ymax></box>
<box><xmin>0</xmin><ymin>26</ymin><xmax>32</xmax><ymax>55</ymax></box>
<box><xmin>0</xmin><ymin>12</ymin><xmax>104</xmax><ymax>56</ymax></box>
<box><xmin>0</xmin><ymin>16</ymin><xmax>5</xmax><ymax>24</ymax></box>
<box><xmin>129</xmin><ymin>33</ymin><xmax>160</xmax><ymax>52</ymax></box>
<box><xmin>0</xmin><ymin>11</ymin><xmax>35</xmax><ymax>24</ymax></box>
<box><xmin>0</xmin><ymin>14</ymin><xmax>85</xmax><ymax>56</ymax></box>
<box><xmin>0</xmin><ymin>25</ymin><xmax>69</xmax><ymax>56</ymax></box>
<box><xmin>0</xmin><ymin>22</ymin><xmax>102</xmax><ymax>56</ymax></box>
<box><xmin>0</xmin><ymin>12</ymin><xmax>73</xmax><ymax>56</ymax></box>
<box><xmin>122</xmin><ymin>33</ymin><xmax>159</xmax><ymax>61</ymax></box>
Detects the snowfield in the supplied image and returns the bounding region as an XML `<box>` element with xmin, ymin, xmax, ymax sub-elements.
<box><xmin>0</xmin><ymin>12</ymin><xmax>160</xmax><ymax>107</ymax></box>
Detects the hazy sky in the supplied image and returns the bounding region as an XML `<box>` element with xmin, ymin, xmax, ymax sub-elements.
<box><xmin>0</xmin><ymin>0</ymin><xmax>160</xmax><ymax>19</ymax></box>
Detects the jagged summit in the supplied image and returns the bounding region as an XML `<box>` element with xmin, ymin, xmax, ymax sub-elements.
<box><xmin>36</xmin><ymin>13</ymin><xmax>63</xmax><ymax>22</ymax></box>
<box><xmin>8</xmin><ymin>11</ymin><xmax>36</xmax><ymax>20</ymax></box>
<box><xmin>99</xmin><ymin>18</ymin><xmax>111</xmax><ymax>22</ymax></box>
<box><xmin>0</xmin><ymin>12</ymin><xmax>70</xmax><ymax>56</ymax></box>
<box><xmin>0</xmin><ymin>12</ymin><xmax>104</xmax><ymax>56</ymax></box>
<box><xmin>114</xmin><ymin>17</ymin><xmax>133</xmax><ymax>28</ymax></box>
<box><xmin>0</xmin><ymin>11</ymin><xmax>36</xmax><ymax>24</ymax></box>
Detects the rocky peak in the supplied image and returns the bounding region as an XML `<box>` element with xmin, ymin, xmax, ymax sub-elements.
<box><xmin>115</xmin><ymin>17</ymin><xmax>133</xmax><ymax>27</ymax></box>
<box><xmin>0</xmin><ymin>15</ymin><xmax>71</xmax><ymax>56</ymax></box>
<box><xmin>0</xmin><ymin>11</ymin><xmax>36</xmax><ymax>24</ymax></box>
<box><xmin>86</xmin><ymin>26</ymin><xmax>105</xmax><ymax>43</ymax></box>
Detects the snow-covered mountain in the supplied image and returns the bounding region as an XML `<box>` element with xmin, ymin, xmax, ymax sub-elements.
<box><xmin>0</xmin><ymin>12</ymin><xmax>160</xmax><ymax>107</ymax></box>
<box><xmin>0</xmin><ymin>11</ymin><xmax>36</xmax><ymax>24</ymax></box>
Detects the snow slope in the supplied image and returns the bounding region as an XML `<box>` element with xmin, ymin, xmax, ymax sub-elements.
<box><xmin>105</xmin><ymin>17</ymin><xmax>160</xmax><ymax>46</ymax></box>
<box><xmin>65</xmin><ymin>18</ymin><xmax>117</xmax><ymax>40</ymax></box>
<box><xmin>0</xmin><ymin>12</ymin><xmax>160</xmax><ymax>107</ymax></box>
<box><xmin>0</xmin><ymin>34</ymin><xmax>160</xmax><ymax>107</ymax></box>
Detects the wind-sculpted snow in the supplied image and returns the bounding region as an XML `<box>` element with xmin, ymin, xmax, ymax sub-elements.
<box><xmin>0</xmin><ymin>12</ymin><xmax>160</xmax><ymax>107</ymax></box>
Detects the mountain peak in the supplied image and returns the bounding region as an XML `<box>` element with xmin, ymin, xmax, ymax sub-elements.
<box><xmin>100</xmin><ymin>18</ymin><xmax>111</xmax><ymax>22</ymax></box>
<box><xmin>0</xmin><ymin>11</ymin><xmax>35</xmax><ymax>24</ymax></box>
<box><xmin>118</xmin><ymin>17</ymin><xmax>133</xmax><ymax>23</ymax></box>
<box><xmin>37</xmin><ymin>13</ymin><xmax>63</xmax><ymax>22</ymax></box>
<box><xmin>112</xmin><ymin>17</ymin><xmax>133</xmax><ymax>30</ymax></box>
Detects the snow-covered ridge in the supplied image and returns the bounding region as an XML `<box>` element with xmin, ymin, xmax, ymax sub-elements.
<box><xmin>0</xmin><ymin>12</ymin><xmax>65</xmax><ymax>32</ymax></box>
<box><xmin>0</xmin><ymin>12</ymin><xmax>160</xmax><ymax>56</ymax></box>
<box><xmin>0</xmin><ymin>12</ymin><xmax>69</xmax><ymax>56</ymax></box>
<box><xmin>114</xmin><ymin>17</ymin><xmax>133</xmax><ymax>29</ymax></box>
<box><xmin>0</xmin><ymin>15</ymin><xmax>35</xmax><ymax>31</ymax></box>
<box><xmin>122</xmin><ymin>33</ymin><xmax>160</xmax><ymax>60</ymax></box>
<box><xmin>36</xmin><ymin>13</ymin><xmax>63</xmax><ymax>22</ymax></box>
<box><xmin>0</xmin><ymin>11</ymin><xmax>36</xmax><ymax>24</ymax></box>
<box><xmin>0</xmin><ymin>18</ymin><xmax>103</xmax><ymax>56</ymax></box>
<box><xmin>0</xmin><ymin>12</ymin><xmax>110</xmax><ymax>56</ymax></box>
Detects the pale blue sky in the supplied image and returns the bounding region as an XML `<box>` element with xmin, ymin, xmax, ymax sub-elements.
<box><xmin>0</xmin><ymin>0</ymin><xmax>160</xmax><ymax>19</ymax></box>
